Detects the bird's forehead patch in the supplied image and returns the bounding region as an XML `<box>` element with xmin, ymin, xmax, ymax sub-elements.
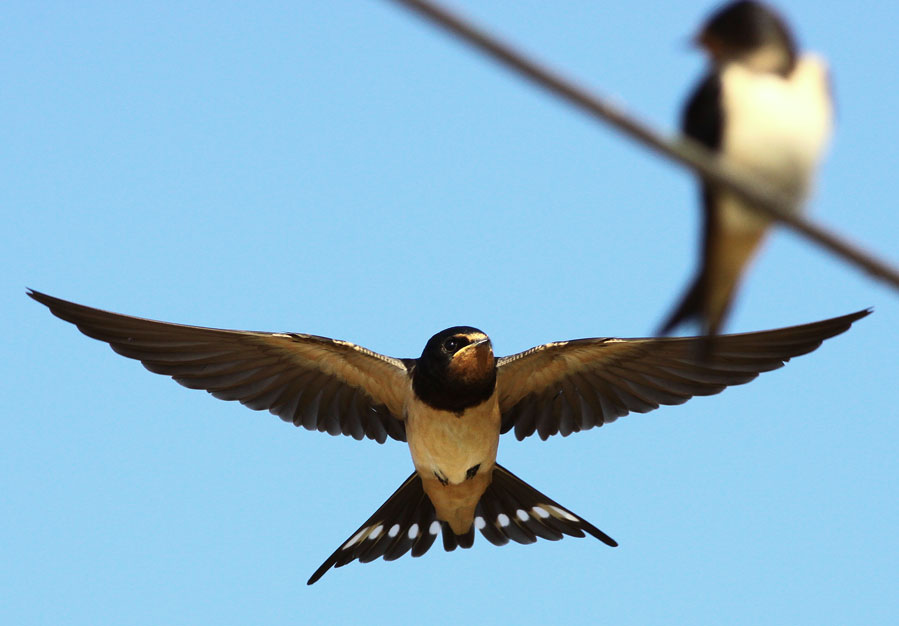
<box><xmin>445</xmin><ymin>330</ymin><xmax>490</xmax><ymax>347</ymax></box>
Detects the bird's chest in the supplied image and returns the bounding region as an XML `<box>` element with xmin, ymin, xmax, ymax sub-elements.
<box><xmin>719</xmin><ymin>57</ymin><xmax>833</xmax><ymax>228</ymax></box>
<box><xmin>404</xmin><ymin>393</ymin><xmax>500</xmax><ymax>485</ymax></box>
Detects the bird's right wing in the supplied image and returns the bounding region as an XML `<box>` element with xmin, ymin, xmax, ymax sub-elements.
<box><xmin>29</xmin><ymin>290</ymin><xmax>409</xmax><ymax>443</ymax></box>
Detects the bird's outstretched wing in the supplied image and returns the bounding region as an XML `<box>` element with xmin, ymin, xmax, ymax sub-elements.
<box><xmin>497</xmin><ymin>310</ymin><xmax>869</xmax><ymax>441</ymax></box>
<box><xmin>28</xmin><ymin>290</ymin><xmax>409</xmax><ymax>443</ymax></box>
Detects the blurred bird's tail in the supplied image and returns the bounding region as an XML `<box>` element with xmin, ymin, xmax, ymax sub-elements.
<box><xmin>659</xmin><ymin>224</ymin><xmax>767</xmax><ymax>338</ymax></box>
<box><xmin>307</xmin><ymin>464</ymin><xmax>616</xmax><ymax>584</ymax></box>
<box><xmin>656</xmin><ymin>270</ymin><xmax>736</xmax><ymax>359</ymax></box>
<box><xmin>658</xmin><ymin>271</ymin><xmax>706</xmax><ymax>336</ymax></box>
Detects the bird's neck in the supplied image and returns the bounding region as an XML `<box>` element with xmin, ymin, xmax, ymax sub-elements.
<box><xmin>411</xmin><ymin>362</ymin><xmax>496</xmax><ymax>413</ymax></box>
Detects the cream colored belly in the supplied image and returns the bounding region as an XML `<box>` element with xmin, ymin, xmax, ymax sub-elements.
<box><xmin>719</xmin><ymin>55</ymin><xmax>833</xmax><ymax>232</ymax></box>
<box><xmin>404</xmin><ymin>392</ymin><xmax>500</xmax><ymax>485</ymax></box>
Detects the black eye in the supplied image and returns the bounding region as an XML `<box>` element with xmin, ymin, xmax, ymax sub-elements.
<box><xmin>443</xmin><ymin>337</ymin><xmax>461</xmax><ymax>352</ymax></box>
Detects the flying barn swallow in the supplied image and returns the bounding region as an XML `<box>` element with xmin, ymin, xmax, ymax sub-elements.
<box><xmin>28</xmin><ymin>290</ymin><xmax>867</xmax><ymax>583</ymax></box>
<box><xmin>659</xmin><ymin>0</ymin><xmax>834</xmax><ymax>336</ymax></box>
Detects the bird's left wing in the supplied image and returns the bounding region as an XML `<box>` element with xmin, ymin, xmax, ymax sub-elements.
<box><xmin>496</xmin><ymin>310</ymin><xmax>869</xmax><ymax>441</ymax></box>
<box><xmin>28</xmin><ymin>290</ymin><xmax>409</xmax><ymax>443</ymax></box>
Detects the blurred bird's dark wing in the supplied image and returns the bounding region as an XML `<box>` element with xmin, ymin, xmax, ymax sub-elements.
<box><xmin>683</xmin><ymin>72</ymin><xmax>724</xmax><ymax>150</ymax></box>
<box><xmin>29</xmin><ymin>290</ymin><xmax>409</xmax><ymax>443</ymax></box>
<box><xmin>658</xmin><ymin>72</ymin><xmax>725</xmax><ymax>335</ymax></box>
<box><xmin>497</xmin><ymin>310</ymin><xmax>869</xmax><ymax>441</ymax></box>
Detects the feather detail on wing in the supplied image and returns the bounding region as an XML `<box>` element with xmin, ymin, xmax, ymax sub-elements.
<box><xmin>28</xmin><ymin>290</ymin><xmax>409</xmax><ymax>443</ymax></box>
<box><xmin>497</xmin><ymin>310</ymin><xmax>869</xmax><ymax>441</ymax></box>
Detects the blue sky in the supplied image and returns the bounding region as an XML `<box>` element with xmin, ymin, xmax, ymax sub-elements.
<box><xmin>3</xmin><ymin>1</ymin><xmax>897</xmax><ymax>624</ymax></box>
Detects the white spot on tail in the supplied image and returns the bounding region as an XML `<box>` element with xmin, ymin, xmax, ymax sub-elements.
<box><xmin>429</xmin><ymin>520</ymin><xmax>441</xmax><ymax>535</ymax></box>
<box><xmin>343</xmin><ymin>527</ymin><xmax>368</xmax><ymax>548</ymax></box>
<box><xmin>388</xmin><ymin>524</ymin><xmax>400</xmax><ymax>538</ymax></box>
<box><xmin>549</xmin><ymin>505</ymin><xmax>579</xmax><ymax>522</ymax></box>
<box><xmin>516</xmin><ymin>509</ymin><xmax>529</xmax><ymax>522</ymax></box>
<box><xmin>497</xmin><ymin>513</ymin><xmax>510</xmax><ymax>527</ymax></box>
<box><xmin>408</xmin><ymin>523</ymin><xmax>419</xmax><ymax>539</ymax></box>
<box><xmin>475</xmin><ymin>516</ymin><xmax>486</xmax><ymax>530</ymax></box>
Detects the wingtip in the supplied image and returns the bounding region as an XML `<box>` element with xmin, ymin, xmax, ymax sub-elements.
<box><xmin>843</xmin><ymin>307</ymin><xmax>873</xmax><ymax>328</ymax></box>
<box><xmin>25</xmin><ymin>288</ymin><xmax>54</xmax><ymax>306</ymax></box>
<box><xmin>826</xmin><ymin>307</ymin><xmax>872</xmax><ymax>329</ymax></box>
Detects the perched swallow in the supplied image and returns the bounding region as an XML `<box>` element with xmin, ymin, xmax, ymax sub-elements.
<box><xmin>28</xmin><ymin>290</ymin><xmax>867</xmax><ymax>583</ymax></box>
<box><xmin>659</xmin><ymin>0</ymin><xmax>833</xmax><ymax>336</ymax></box>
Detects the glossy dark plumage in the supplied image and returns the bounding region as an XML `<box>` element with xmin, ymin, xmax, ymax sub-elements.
<box><xmin>29</xmin><ymin>289</ymin><xmax>867</xmax><ymax>582</ymax></box>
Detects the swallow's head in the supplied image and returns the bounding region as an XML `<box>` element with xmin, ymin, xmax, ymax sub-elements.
<box><xmin>413</xmin><ymin>327</ymin><xmax>496</xmax><ymax>412</ymax></box>
<box><xmin>695</xmin><ymin>1</ymin><xmax>796</xmax><ymax>75</ymax></box>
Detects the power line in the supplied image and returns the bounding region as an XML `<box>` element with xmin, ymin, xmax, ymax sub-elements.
<box><xmin>387</xmin><ymin>0</ymin><xmax>899</xmax><ymax>291</ymax></box>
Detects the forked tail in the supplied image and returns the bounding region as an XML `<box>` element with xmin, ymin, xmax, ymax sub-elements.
<box><xmin>307</xmin><ymin>464</ymin><xmax>616</xmax><ymax>584</ymax></box>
